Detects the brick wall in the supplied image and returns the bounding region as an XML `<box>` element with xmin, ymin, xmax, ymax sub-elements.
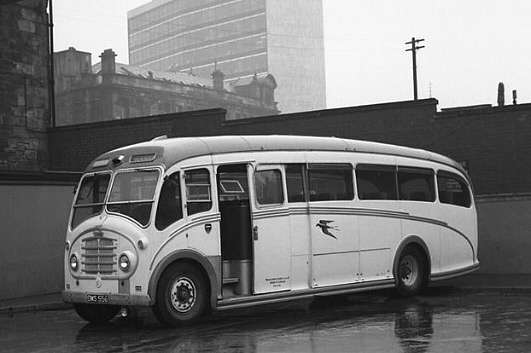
<box><xmin>432</xmin><ymin>105</ymin><xmax>531</xmax><ymax>195</ymax></box>
<box><xmin>48</xmin><ymin>98</ymin><xmax>531</xmax><ymax>195</ymax></box>
<box><xmin>48</xmin><ymin>100</ymin><xmax>435</xmax><ymax>171</ymax></box>
<box><xmin>0</xmin><ymin>0</ymin><xmax>50</xmax><ymax>171</ymax></box>
<box><xmin>48</xmin><ymin>108</ymin><xmax>226</xmax><ymax>171</ymax></box>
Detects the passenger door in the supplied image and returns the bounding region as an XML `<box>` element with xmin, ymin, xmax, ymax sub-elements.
<box><xmin>249</xmin><ymin>164</ymin><xmax>291</xmax><ymax>294</ymax></box>
<box><xmin>181</xmin><ymin>166</ymin><xmax>220</xmax><ymax>257</ymax></box>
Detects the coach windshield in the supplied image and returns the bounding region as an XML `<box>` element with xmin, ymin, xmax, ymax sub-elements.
<box><xmin>106</xmin><ymin>169</ymin><xmax>160</xmax><ymax>226</ymax></box>
<box><xmin>71</xmin><ymin>173</ymin><xmax>111</xmax><ymax>229</ymax></box>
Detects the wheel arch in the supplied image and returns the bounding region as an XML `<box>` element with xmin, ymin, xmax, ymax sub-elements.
<box><xmin>148</xmin><ymin>249</ymin><xmax>221</xmax><ymax>310</ymax></box>
<box><xmin>393</xmin><ymin>235</ymin><xmax>432</xmax><ymax>282</ymax></box>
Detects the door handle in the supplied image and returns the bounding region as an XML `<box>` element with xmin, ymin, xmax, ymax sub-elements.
<box><xmin>253</xmin><ymin>225</ymin><xmax>258</xmax><ymax>241</ymax></box>
<box><xmin>204</xmin><ymin>223</ymin><xmax>212</xmax><ymax>233</ymax></box>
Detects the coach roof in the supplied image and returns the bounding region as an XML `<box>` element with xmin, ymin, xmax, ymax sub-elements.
<box><xmin>91</xmin><ymin>135</ymin><xmax>466</xmax><ymax>175</ymax></box>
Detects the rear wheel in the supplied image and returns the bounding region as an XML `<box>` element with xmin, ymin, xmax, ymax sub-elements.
<box><xmin>74</xmin><ymin>303</ymin><xmax>120</xmax><ymax>324</ymax></box>
<box><xmin>395</xmin><ymin>246</ymin><xmax>427</xmax><ymax>297</ymax></box>
<box><xmin>152</xmin><ymin>262</ymin><xmax>209</xmax><ymax>326</ymax></box>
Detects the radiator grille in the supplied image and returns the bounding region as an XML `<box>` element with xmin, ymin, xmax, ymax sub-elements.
<box><xmin>81</xmin><ymin>236</ymin><xmax>117</xmax><ymax>274</ymax></box>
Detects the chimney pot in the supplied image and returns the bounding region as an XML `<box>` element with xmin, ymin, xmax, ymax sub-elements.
<box><xmin>497</xmin><ymin>82</ymin><xmax>505</xmax><ymax>107</ymax></box>
<box><xmin>100</xmin><ymin>49</ymin><xmax>117</xmax><ymax>74</ymax></box>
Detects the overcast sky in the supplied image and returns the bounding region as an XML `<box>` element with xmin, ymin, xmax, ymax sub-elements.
<box><xmin>53</xmin><ymin>0</ymin><xmax>531</xmax><ymax>110</ymax></box>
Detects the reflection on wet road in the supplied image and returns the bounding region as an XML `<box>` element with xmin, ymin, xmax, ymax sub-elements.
<box><xmin>2</xmin><ymin>287</ymin><xmax>531</xmax><ymax>353</ymax></box>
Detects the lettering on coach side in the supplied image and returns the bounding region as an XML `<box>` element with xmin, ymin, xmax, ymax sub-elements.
<box><xmin>265</xmin><ymin>276</ymin><xmax>290</xmax><ymax>288</ymax></box>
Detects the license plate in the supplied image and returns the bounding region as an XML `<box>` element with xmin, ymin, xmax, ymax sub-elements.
<box><xmin>86</xmin><ymin>294</ymin><xmax>109</xmax><ymax>304</ymax></box>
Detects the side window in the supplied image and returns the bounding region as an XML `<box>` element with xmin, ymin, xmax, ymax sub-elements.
<box><xmin>217</xmin><ymin>164</ymin><xmax>249</xmax><ymax>202</ymax></box>
<box><xmin>437</xmin><ymin>171</ymin><xmax>471</xmax><ymax>207</ymax></box>
<box><xmin>356</xmin><ymin>164</ymin><xmax>397</xmax><ymax>200</ymax></box>
<box><xmin>286</xmin><ymin>164</ymin><xmax>306</xmax><ymax>202</ymax></box>
<box><xmin>308</xmin><ymin>164</ymin><xmax>353</xmax><ymax>201</ymax></box>
<box><xmin>255</xmin><ymin>169</ymin><xmax>284</xmax><ymax>205</ymax></box>
<box><xmin>155</xmin><ymin>172</ymin><xmax>183</xmax><ymax>230</ymax></box>
<box><xmin>185</xmin><ymin>168</ymin><xmax>212</xmax><ymax>215</ymax></box>
<box><xmin>397</xmin><ymin>167</ymin><xmax>435</xmax><ymax>202</ymax></box>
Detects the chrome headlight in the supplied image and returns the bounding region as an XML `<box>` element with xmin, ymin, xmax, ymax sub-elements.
<box><xmin>118</xmin><ymin>251</ymin><xmax>137</xmax><ymax>273</ymax></box>
<box><xmin>119</xmin><ymin>254</ymin><xmax>130</xmax><ymax>272</ymax></box>
<box><xmin>69</xmin><ymin>254</ymin><xmax>79</xmax><ymax>272</ymax></box>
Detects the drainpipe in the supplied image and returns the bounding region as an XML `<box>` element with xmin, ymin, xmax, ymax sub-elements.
<box><xmin>48</xmin><ymin>0</ymin><xmax>56</xmax><ymax>127</ymax></box>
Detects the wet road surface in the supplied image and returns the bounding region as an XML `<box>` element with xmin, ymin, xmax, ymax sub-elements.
<box><xmin>1</xmin><ymin>287</ymin><xmax>531</xmax><ymax>353</ymax></box>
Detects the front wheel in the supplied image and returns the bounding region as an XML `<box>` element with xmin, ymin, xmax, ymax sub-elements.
<box><xmin>74</xmin><ymin>303</ymin><xmax>120</xmax><ymax>324</ymax></box>
<box><xmin>395</xmin><ymin>247</ymin><xmax>427</xmax><ymax>297</ymax></box>
<box><xmin>152</xmin><ymin>263</ymin><xmax>209</xmax><ymax>326</ymax></box>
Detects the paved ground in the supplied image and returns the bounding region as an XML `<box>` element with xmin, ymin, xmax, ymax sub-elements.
<box><xmin>4</xmin><ymin>274</ymin><xmax>531</xmax><ymax>315</ymax></box>
<box><xmin>1</xmin><ymin>286</ymin><xmax>531</xmax><ymax>353</ymax></box>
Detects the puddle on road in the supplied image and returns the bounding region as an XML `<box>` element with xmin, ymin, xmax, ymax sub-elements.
<box><xmin>3</xmin><ymin>290</ymin><xmax>531</xmax><ymax>353</ymax></box>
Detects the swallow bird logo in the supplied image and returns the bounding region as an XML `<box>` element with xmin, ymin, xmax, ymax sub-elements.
<box><xmin>316</xmin><ymin>220</ymin><xmax>339</xmax><ymax>239</ymax></box>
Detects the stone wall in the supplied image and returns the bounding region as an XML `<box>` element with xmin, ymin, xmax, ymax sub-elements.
<box><xmin>0</xmin><ymin>0</ymin><xmax>50</xmax><ymax>171</ymax></box>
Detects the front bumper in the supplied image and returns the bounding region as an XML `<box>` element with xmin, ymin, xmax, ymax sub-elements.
<box><xmin>62</xmin><ymin>291</ymin><xmax>152</xmax><ymax>306</ymax></box>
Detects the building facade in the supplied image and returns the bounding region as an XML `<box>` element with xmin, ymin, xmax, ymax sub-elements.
<box><xmin>127</xmin><ymin>0</ymin><xmax>326</xmax><ymax>114</ymax></box>
<box><xmin>54</xmin><ymin>47</ymin><xmax>278</xmax><ymax>126</ymax></box>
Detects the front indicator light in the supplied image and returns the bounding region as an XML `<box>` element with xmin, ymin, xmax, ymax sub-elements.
<box><xmin>70</xmin><ymin>254</ymin><xmax>79</xmax><ymax>272</ymax></box>
<box><xmin>137</xmin><ymin>237</ymin><xmax>148</xmax><ymax>250</ymax></box>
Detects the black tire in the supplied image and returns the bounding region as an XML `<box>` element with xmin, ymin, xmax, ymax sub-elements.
<box><xmin>395</xmin><ymin>246</ymin><xmax>427</xmax><ymax>297</ymax></box>
<box><xmin>74</xmin><ymin>303</ymin><xmax>120</xmax><ymax>324</ymax></box>
<box><xmin>152</xmin><ymin>262</ymin><xmax>209</xmax><ymax>327</ymax></box>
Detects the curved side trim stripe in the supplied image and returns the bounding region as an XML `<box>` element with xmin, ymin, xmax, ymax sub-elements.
<box><xmin>149</xmin><ymin>213</ymin><xmax>221</xmax><ymax>270</ymax></box>
<box><xmin>253</xmin><ymin>206</ymin><xmax>476</xmax><ymax>260</ymax></box>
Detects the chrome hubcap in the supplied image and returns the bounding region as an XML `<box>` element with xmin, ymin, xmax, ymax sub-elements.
<box><xmin>170</xmin><ymin>277</ymin><xmax>196</xmax><ymax>313</ymax></box>
<box><xmin>399</xmin><ymin>255</ymin><xmax>419</xmax><ymax>287</ymax></box>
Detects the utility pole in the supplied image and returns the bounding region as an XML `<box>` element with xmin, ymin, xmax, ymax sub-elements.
<box><xmin>405</xmin><ymin>37</ymin><xmax>425</xmax><ymax>100</ymax></box>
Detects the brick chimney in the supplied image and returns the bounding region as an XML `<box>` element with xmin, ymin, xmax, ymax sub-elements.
<box><xmin>212</xmin><ymin>69</ymin><xmax>225</xmax><ymax>91</ymax></box>
<box><xmin>100</xmin><ymin>49</ymin><xmax>117</xmax><ymax>74</ymax></box>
